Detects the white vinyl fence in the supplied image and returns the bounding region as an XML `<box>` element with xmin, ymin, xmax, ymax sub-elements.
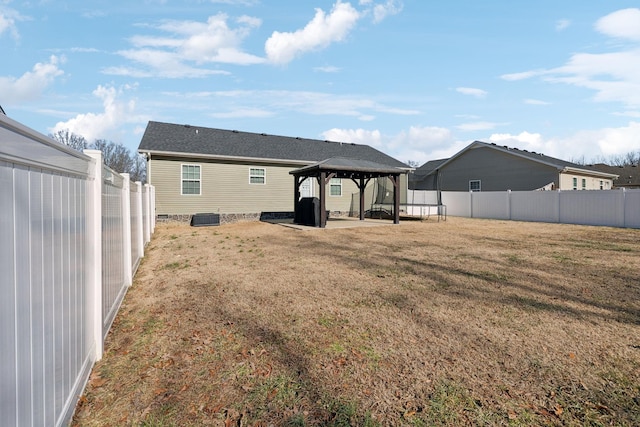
<box><xmin>1</xmin><ymin>114</ymin><xmax>155</xmax><ymax>427</ymax></box>
<box><xmin>407</xmin><ymin>189</ymin><xmax>639</xmax><ymax>228</ymax></box>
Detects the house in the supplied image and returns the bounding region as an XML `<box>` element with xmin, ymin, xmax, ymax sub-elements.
<box><xmin>409</xmin><ymin>141</ymin><xmax>618</xmax><ymax>193</ymax></box>
<box><xmin>589</xmin><ymin>163</ymin><xmax>640</xmax><ymax>189</ymax></box>
<box><xmin>138</xmin><ymin>121</ymin><xmax>410</xmax><ymax>222</ymax></box>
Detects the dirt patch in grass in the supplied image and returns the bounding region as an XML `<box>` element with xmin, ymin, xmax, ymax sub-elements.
<box><xmin>73</xmin><ymin>217</ymin><xmax>640</xmax><ymax>426</ymax></box>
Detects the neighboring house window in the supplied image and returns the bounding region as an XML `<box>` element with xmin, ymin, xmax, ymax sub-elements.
<box><xmin>582</xmin><ymin>178</ymin><xmax>586</xmax><ymax>190</ymax></box>
<box><xmin>573</xmin><ymin>177</ymin><xmax>577</xmax><ymax>190</ymax></box>
<box><xmin>330</xmin><ymin>178</ymin><xmax>342</xmax><ymax>196</ymax></box>
<box><xmin>600</xmin><ymin>180</ymin><xmax>603</xmax><ymax>190</ymax></box>
<box><xmin>181</xmin><ymin>164</ymin><xmax>201</xmax><ymax>195</ymax></box>
<box><xmin>469</xmin><ymin>180</ymin><xmax>481</xmax><ymax>192</ymax></box>
<box><xmin>249</xmin><ymin>167</ymin><xmax>266</xmax><ymax>184</ymax></box>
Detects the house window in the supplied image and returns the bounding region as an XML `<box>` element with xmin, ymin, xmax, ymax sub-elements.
<box><xmin>572</xmin><ymin>177</ymin><xmax>577</xmax><ymax>190</ymax></box>
<box><xmin>330</xmin><ymin>178</ymin><xmax>342</xmax><ymax>196</ymax></box>
<box><xmin>181</xmin><ymin>164</ymin><xmax>201</xmax><ymax>195</ymax></box>
<box><xmin>600</xmin><ymin>180</ymin><xmax>603</xmax><ymax>190</ymax></box>
<box><xmin>582</xmin><ymin>178</ymin><xmax>586</xmax><ymax>190</ymax></box>
<box><xmin>469</xmin><ymin>180</ymin><xmax>481</xmax><ymax>192</ymax></box>
<box><xmin>249</xmin><ymin>168</ymin><xmax>266</xmax><ymax>184</ymax></box>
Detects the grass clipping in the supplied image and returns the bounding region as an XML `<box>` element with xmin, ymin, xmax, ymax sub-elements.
<box><xmin>73</xmin><ymin>217</ymin><xmax>640</xmax><ymax>426</ymax></box>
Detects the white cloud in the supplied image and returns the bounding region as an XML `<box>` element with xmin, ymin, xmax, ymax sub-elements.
<box><xmin>524</xmin><ymin>99</ymin><xmax>550</xmax><ymax>105</ymax></box>
<box><xmin>161</xmin><ymin>89</ymin><xmax>417</xmax><ymax>120</ymax></box>
<box><xmin>487</xmin><ymin>123</ymin><xmax>640</xmax><ymax>162</ymax></box>
<box><xmin>51</xmin><ymin>85</ymin><xmax>147</xmax><ymax>143</ymax></box>
<box><xmin>456</xmin><ymin>87</ymin><xmax>488</xmax><ymax>98</ymax></box>
<box><xmin>322</xmin><ymin>125</ymin><xmax>459</xmax><ymax>165</ymax></box>
<box><xmin>545</xmin><ymin>50</ymin><xmax>640</xmax><ymax>106</ymax></box>
<box><xmin>210</xmin><ymin>108</ymin><xmax>274</xmax><ymax>118</ymax></box>
<box><xmin>314</xmin><ymin>65</ymin><xmax>341</xmax><ymax>73</ymax></box>
<box><xmin>265</xmin><ymin>2</ymin><xmax>360</xmax><ymax>65</ymax></box>
<box><xmin>502</xmin><ymin>9</ymin><xmax>640</xmax><ymax>109</ymax></box>
<box><xmin>457</xmin><ymin>121</ymin><xmax>502</xmax><ymax>131</ymax></box>
<box><xmin>371</xmin><ymin>0</ymin><xmax>403</xmax><ymax>24</ymax></box>
<box><xmin>209</xmin><ymin>0</ymin><xmax>259</xmax><ymax>4</ymax></box>
<box><xmin>595</xmin><ymin>8</ymin><xmax>640</xmax><ymax>41</ymax></box>
<box><xmin>613</xmin><ymin>110</ymin><xmax>640</xmax><ymax>118</ymax></box>
<box><xmin>0</xmin><ymin>7</ymin><xmax>23</xmax><ymax>40</ymax></box>
<box><xmin>0</xmin><ymin>56</ymin><xmax>64</xmax><ymax>103</ymax></box>
<box><xmin>555</xmin><ymin>19</ymin><xmax>571</xmax><ymax>32</ymax></box>
<box><xmin>322</xmin><ymin>120</ymin><xmax>640</xmax><ymax>166</ymax></box>
<box><xmin>322</xmin><ymin>128</ymin><xmax>383</xmax><ymax>147</ymax></box>
<box><xmin>107</xmin><ymin>13</ymin><xmax>263</xmax><ymax>78</ymax></box>
<box><xmin>0</xmin><ymin>13</ymin><xmax>17</xmax><ymax>39</ymax></box>
<box><xmin>580</xmin><ymin>121</ymin><xmax>640</xmax><ymax>156</ymax></box>
<box><xmin>500</xmin><ymin>70</ymin><xmax>546</xmax><ymax>81</ymax></box>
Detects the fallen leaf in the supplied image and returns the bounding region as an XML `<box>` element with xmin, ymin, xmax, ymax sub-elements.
<box><xmin>404</xmin><ymin>410</ymin><xmax>416</xmax><ymax>418</ymax></box>
<box><xmin>554</xmin><ymin>405</ymin><xmax>563</xmax><ymax>416</ymax></box>
<box><xmin>568</xmin><ymin>352</ymin><xmax>576</xmax><ymax>359</ymax></box>
<box><xmin>508</xmin><ymin>411</ymin><xmax>517</xmax><ymax>420</ymax></box>
<box><xmin>90</xmin><ymin>376</ymin><xmax>107</xmax><ymax>388</ymax></box>
<box><xmin>267</xmin><ymin>388</ymin><xmax>278</xmax><ymax>400</ymax></box>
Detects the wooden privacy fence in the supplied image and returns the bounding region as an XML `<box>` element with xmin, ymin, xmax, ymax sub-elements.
<box><xmin>0</xmin><ymin>114</ymin><xmax>155</xmax><ymax>427</ymax></box>
<box><xmin>406</xmin><ymin>189</ymin><xmax>640</xmax><ymax>228</ymax></box>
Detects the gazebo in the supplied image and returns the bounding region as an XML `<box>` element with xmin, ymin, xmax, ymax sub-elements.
<box><xmin>290</xmin><ymin>157</ymin><xmax>407</xmax><ymax>228</ymax></box>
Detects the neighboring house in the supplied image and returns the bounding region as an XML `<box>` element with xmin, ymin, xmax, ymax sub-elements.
<box><xmin>138</xmin><ymin>121</ymin><xmax>409</xmax><ymax>220</ymax></box>
<box><xmin>409</xmin><ymin>141</ymin><xmax>618</xmax><ymax>193</ymax></box>
<box><xmin>589</xmin><ymin>163</ymin><xmax>640</xmax><ymax>189</ymax></box>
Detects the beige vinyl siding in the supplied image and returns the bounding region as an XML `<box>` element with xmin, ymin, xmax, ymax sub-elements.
<box><xmin>150</xmin><ymin>158</ymin><xmax>298</xmax><ymax>215</ymax></box>
<box><xmin>150</xmin><ymin>157</ymin><xmax>408</xmax><ymax>216</ymax></box>
<box><xmin>559</xmin><ymin>173</ymin><xmax>613</xmax><ymax>190</ymax></box>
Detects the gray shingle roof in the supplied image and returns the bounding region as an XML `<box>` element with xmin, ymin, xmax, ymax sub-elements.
<box><xmin>590</xmin><ymin>163</ymin><xmax>639</xmax><ymax>187</ymax></box>
<box><xmin>291</xmin><ymin>157</ymin><xmax>406</xmax><ymax>175</ymax></box>
<box><xmin>417</xmin><ymin>141</ymin><xmax>616</xmax><ymax>177</ymax></box>
<box><xmin>413</xmin><ymin>158</ymin><xmax>448</xmax><ymax>176</ymax></box>
<box><xmin>138</xmin><ymin>121</ymin><xmax>408</xmax><ymax>168</ymax></box>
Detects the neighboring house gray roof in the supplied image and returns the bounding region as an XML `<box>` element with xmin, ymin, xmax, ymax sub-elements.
<box><xmin>413</xmin><ymin>158</ymin><xmax>448</xmax><ymax>177</ymax></box>
<box><xmin>138</xmin><ymin>121</ymin><xmax>408</xmax><ymax>168</ymax></box>
<box><xmin>590</xmin><ymin>163</ymin><xmax>640</xmax><ymax>187</ymax></box>
<box><xmin>417</xmin><ymin>141</ymin><xmax>617</xmax><ymax>179</ymax></box>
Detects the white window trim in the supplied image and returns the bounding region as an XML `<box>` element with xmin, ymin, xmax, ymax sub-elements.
<box><xmin>469</xmin><ymin>180</ymin><xmax>481</xmax><ymax>192</ymax></box>
<box><xmin>329</xmin><ymin>177</ymin><xmax>342</xmax><ymax>197</ymax></box>
<box><xmin>249</xmin><ymin>167</ymin><xmax>266</xmax><ymax>185</ymax></box>
<box><xmin>181</xmin><ymin>163</ymin><xmax>201</xmax><ymax>196</ymax></box>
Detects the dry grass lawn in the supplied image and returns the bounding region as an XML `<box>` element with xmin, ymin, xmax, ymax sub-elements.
<box><xmin>73</xmin><ymin>217</ymin><xmax>640</xmax><ymax>426</ymax></box>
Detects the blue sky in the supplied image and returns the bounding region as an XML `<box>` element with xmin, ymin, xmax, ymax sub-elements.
<box><xmin>2</xmin><ymin>0</ymin><xmax>640</xmax><ymax>165</ymax></box>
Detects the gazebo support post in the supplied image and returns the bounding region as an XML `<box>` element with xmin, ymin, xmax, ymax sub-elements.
<box><xmin>293</xmin><ymin>176</ymin><xmax>301</xmax><ymax>222</ymax></box>
<box><xmin>391</xmin><ymin>174</ymin><xmax>400</xmax><ymax>224</ymax></box>
<box><xmin>359</xmin><ymin>177</ymin><xmax>366</xmax><ymax>220</ymax></box>
<box><xmin>319</xmin><ymin>171</ymin><xmax>327</xmax><ymax>228</ymax></box>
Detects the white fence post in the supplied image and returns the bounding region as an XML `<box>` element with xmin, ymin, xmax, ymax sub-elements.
<box><xmin>121</xmin><ymin>173</ymin><xmax>133</xmax><ymax>287</ymax></box>
<box><xmin>83</xmin><ymin>150</ymin><xmax>104</xmax><ymax>361</ymax></box>
<box><xmin>622</xmin><ymin>187</ymin><xmax>627</xmax><ymax>227</ymax></box>
<box><xmin>151</xmin><ymin>185</ymin><xmax>156</xmax><ymax>233</ymax></box>
<box><xmin>144</xmin><ymin>183</ymin><xmax>151</xmax><ymax>244</ymax></box>
<box><xmin>135</xmin><ymin>182</ymin><xmax>144</xmax><ymax>260</ymax></box>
